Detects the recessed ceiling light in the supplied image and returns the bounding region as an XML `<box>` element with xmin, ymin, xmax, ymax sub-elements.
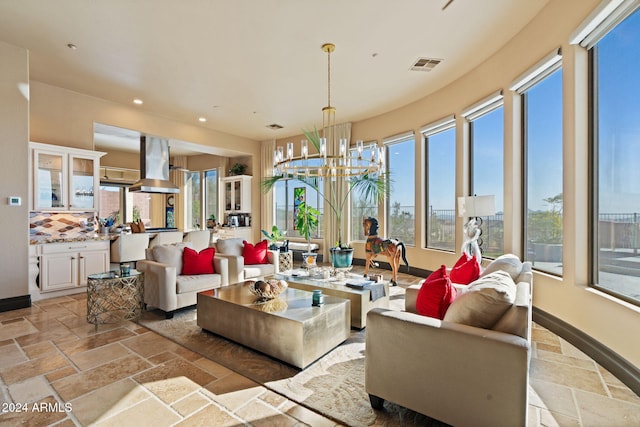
<box><xmin>198</xmin><ymin>117</ymin><xmax>207</xmax><ymax>122</ymax></box>
<box><xmin>133</xmin><ymin>99</ymin><xmax>143</xmax><ymax>105</ymax></box>
<box><xmin>67</xmin><ymin>43</ymin><xmax>77</xmax><ymax>50</ymax></box>
<box><xmin>266</xmin><ymin>124</ymin><xmax>283</xmax><ymax>130</ymax></box>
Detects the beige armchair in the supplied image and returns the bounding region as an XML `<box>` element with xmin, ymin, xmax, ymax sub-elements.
<box><xmin>214</xmin><ymin>238</ymin><xmax>278</xmax><ymax>284</ymax></box>
<box><xmin>365</xmin><ymin>258</ymin><xmax>533</xmax><ymax>427</ymax></box>
<box><xmin>137</xmin><ymin>242</ymin><xmax>229</xmax><ymax>318</ymax></box>
<box><xmin>109</xmin><ymin>233</ymin><xmax>150</xmax><ymax>269</ymax></box>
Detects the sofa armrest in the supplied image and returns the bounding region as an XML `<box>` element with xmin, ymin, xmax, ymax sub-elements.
<box><xmin>213</xmin><ymin>256</ymin><xmax>229</xmax><ymax>286</ymax></box>
<box><xmin>405</xmin><ymin>284</ymin><xmax>420</xmax><ymax>314</ymax></box>
<box><xmin>215</xmin><ymin>254</ymin><xmax>244</xmax><ymax>284</ymax></box>
<box><xmin>137</xmin><ymin>259</ymin><xmax>178</xmax><ymax>312</ymax></box>
<box><xmin>365</xmin><ymin>308</ymin><xmax>530</xmax><ymax>427</ymax></box>
<box><xmin>267</xmin><ymin>250</ymin><xmax>279</xmax><ymax>273</ymax></box>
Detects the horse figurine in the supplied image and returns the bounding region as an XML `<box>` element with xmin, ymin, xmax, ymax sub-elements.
<box><xmin>363</xmin><ymin>217</ymin><xmax>409</xmax><ymax>286</ymax></box>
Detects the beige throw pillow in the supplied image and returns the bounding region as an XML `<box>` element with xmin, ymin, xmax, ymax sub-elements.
<box><xmin>215</xmin><ymin>238</ymin><xmax>244</xmax><ymax>256</ymax></box>
<box><xmin>480</xmin><ymin>253</ymin><xmax>523</xmax><ymax>281</ymax></box>
<box><xmin>151</xmin><ymin>242</ymin><xmax>192</xmax><ymax>272</ymax></box>
<box><xmin>443</xmin><ymin>271</ymin><xmax>517</xmax><ymax>329</ymax></box>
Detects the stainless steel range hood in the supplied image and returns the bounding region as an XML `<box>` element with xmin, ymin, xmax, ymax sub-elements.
<box><xmin>129</xmin><ymin>136</ymin><xmax>180</xmax><ymax>194</ymax></box>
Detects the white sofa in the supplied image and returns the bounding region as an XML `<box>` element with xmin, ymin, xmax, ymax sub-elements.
<box><xmin>137</xmin><ymin>242</ymin><xmax>229</xmax><ymax>318</ymax></box>
<box><xmin>365</xmin><ymin>255</ymin><xmax>533</xmax><ymax>427</ymax></box>
<box><xmin>214</xmin><ymin>238</ymin><xmax>278</xmax><ymax>284</ymax></box>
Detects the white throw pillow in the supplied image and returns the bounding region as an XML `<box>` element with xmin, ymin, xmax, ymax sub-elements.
<box><xmin>151</xmin><ymin>242</ymin><xmax>192</xmax><ymax>272</ymax></box>
<box><xmin>480</xmin><ymin>253</ymin><xmax>523</xmax><ymax>281</ymax></box>
<box><xmin>443</xmin><ymin>271</ymin><xmax>517</xmax><ymax>329</ymax></box>
<box><xmin>216</xmin><ymin>238</ymin><xmax>244</xmax><ymax>256</ymax></box>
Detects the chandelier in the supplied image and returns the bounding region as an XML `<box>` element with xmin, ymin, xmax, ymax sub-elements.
<box><xmin>273</xmin><ymin>43</ymin><xmax>384</xmax><ymax>178</ymax></box>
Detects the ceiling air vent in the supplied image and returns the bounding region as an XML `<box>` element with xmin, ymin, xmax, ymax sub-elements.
<box><xmin>266</xmin><ymin>123</ymin><xmax>283</xmax><ymax>130</ymax></box>
<box><xmin>409</xmin><ymin>57</ymin><xmax>442</xmax><ymax>72</ymax></box>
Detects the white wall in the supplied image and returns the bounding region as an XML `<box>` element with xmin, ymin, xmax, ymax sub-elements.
<box><xmin>0</xmin><ymin>41</ymin><xmax>29</xmax><ymax>300</ymax></box>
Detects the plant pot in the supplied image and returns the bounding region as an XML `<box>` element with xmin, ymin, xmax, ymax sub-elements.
<box><xmin>302</xmin><ymin>252</ymin><xmax>318</xmax><ymax>268</ymax></box>
<box><xmin>330</xmin><ymin>247</ymin><xmax>354</xmax><ymax>269</ymax></box>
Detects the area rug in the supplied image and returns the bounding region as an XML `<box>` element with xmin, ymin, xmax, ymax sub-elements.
<box><xmin>139</xmin><ymin>286</ymin><xmax>446</xmax><ymax>426</ymax></box>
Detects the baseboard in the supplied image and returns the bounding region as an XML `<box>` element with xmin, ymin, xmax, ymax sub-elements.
<box><xmin>0</xmin><ymin>294</ymin><xmax>32</xmax><ymax>313</ymax></box>
<box><xmin>352</xmin><ymin>258</ymin><xmax>431</xmax><ymax>279</ymax></box>
<box><xmin>533</xmin><ymin>307</ymin><xmax>640</xmax><ymax>397</ymax></box>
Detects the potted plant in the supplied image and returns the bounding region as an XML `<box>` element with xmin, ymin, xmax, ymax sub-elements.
<box><xmin>229</xmin><ymin>162</ymin><xmax>247</xmax><ymax>176</ymax></box>
<box><xmin>206</xmin><ymin>214</ymin><xmax>217</xmax><ymax>229</ymax></box>
<box><xmin>262</xmin><ymin>128</ymin><xmax>389</xmax><ymax>269</ymax></box>
<box><xmin>294</xmin><ymin>201</ymin><xmax>320</xmax><ymax>268</ymax></box>
<box><xmin>261</xmin><ymin>225</ymin><xmax>284</xmax><ymax>250</ymax></box>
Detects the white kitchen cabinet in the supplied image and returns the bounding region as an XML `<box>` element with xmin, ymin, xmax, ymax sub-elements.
<box><xmin>30</xmin><ymin>142</ymin><xmax>105</xmax><ymax>211</ymax></box>
<box><xmin>38</xmin><ymin>241</ymin><xmax>110</xmax><ymax>292</ymax></box>
<box><xmin>222</xmin><ymin>175</ymin><xmax>252</xmax><ymax>213</ymax></box>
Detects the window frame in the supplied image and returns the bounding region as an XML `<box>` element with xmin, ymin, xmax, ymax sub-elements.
<box><xmin>421</xmin><ymin>116</ymin><xmax>456</xmax><ymax>251</ymax></box>
<box><xmin>463</xmin><ymin>92</ymin><xmax>505</xmax><ymax>259</ymax></box>
<box><xmin>383</xmin><ymin>132</ymin><xmax>416</xmax><ymax>246</ymax></box>
<box><xmin>513</xmin><ymin>52</ymin><xmax>564</xmax><ymax>276</ymax></box>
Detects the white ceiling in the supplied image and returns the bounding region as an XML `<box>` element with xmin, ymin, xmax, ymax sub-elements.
<box><xmin>0</xmin><ymin>0</ymin><xmax>550</xmax><ymax>153</ymax></box>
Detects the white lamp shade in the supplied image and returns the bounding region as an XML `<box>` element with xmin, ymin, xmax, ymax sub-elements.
<box><xmin>458</xmin><ymin>195</ymin><xmax>496</xmax><ymax>217</ymax></box>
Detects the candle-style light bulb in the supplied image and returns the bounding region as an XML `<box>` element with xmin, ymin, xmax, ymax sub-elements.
<box><xmin>301</xmin><ymin>139</ymin><xmax>308</xmax><ymax>159</ymax></box>
<box><xmin>287</xmin><ymin>142</ymin><xmax>294</xmax><ymax>160</ymax></box>
<box><xmin>356</xmin><ymin>140</ymin><xmax>364</xmax><ymax>158</ymax></box>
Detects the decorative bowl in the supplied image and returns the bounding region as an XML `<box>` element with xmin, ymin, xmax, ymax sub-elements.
<box><xmin>249</xmin><ymin>279</ymin><xmax>288</xmax><ymax>300</ymax></box>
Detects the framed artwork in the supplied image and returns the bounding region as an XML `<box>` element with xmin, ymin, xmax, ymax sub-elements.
<box><xmin>293</xmin><ymin>187</ymin><xmax>306</xmax><ymax>229</ymax></box>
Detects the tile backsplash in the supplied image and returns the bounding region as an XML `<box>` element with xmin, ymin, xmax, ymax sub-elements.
<box><xmin>29</xmin><ymin>212</ymin><xmax>97</xmax><ymax>242</ymax></box>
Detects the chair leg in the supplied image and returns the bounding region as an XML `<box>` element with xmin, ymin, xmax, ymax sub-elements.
<box><xmin>369</xmin><ymin>394</ymin><xmax>384</xmax><ymax>409</ymax></box>
<box><xmin>164</xmin><ymin>311</ymin><xmax>174</xmax><ymax>319</ymax></box>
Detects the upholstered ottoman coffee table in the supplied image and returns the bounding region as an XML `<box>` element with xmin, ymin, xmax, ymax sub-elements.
<box><xmin>197</xmin><ymin>281</ymin><xmax>350</xmax><ymax>369</ymax></box>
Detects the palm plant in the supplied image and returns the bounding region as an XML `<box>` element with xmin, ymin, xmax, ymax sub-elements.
<box><xmin>294</xmin><ymin>202</ymin><xmax>320</xmax><ymax>253</ymax></box>
<box><xmin>262</xmin><ymin>128</ymin><xmax>389</xmax><ymax>249</ymax></box>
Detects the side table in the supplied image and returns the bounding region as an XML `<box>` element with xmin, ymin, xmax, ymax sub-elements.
<box><xmin>87</xmin><ymin>270</ymin><xmax>144</xmax><ymax>330</ymax></box>
<box><xmin>278</xmin><ymin>250</ymin><xmax>293</xmax><ymax>272</ymax></box>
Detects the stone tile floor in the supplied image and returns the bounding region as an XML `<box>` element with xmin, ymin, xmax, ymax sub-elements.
<box><xmin>0</xmin><ymin>265</ymin><xmax>638</xmax><ymax>426</ymax></box>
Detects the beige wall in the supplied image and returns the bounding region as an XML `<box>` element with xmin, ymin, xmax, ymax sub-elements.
<box><xmin>265</xmin><ymin>5</ymin><xmax>630</xmax><ymax>369</ymax></box>
<box><xmin>0</xmin><ymin>41</ymin><xmax>29</xmax><ymax>300</ymax></box>
<box><xmin>348</xmin><ymin>0</ymin><xmax>640</xmax><ymax>367</ymax></box>
<box><xmin>2</xmin><ymin>0</ymin><xmax>638</xmax><ymax>367</ymax></box>
<box><xmin>29</xmin><ymin>81</ymin><xmax>262</xmax><ymax>241</ymax></box>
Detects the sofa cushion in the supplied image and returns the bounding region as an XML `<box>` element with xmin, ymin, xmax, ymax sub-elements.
<box><xmin>215</xmin><ymin>238</ymin><xmax>244</xmax><ymax>256</ymax></box>
<box><xmin>450</xmin><ymin>253</ymin><xmax>480</xmax><ymax>284</ymax></box>
<box><xmin>150</xmin><ymin>242</ymin><xmax>192</xmax><ymax>272</ymax></box>
<box><xmin>416</xmin><ymin>265</ymin><xmax>457</xmax><ymax>319</ymax></box>
<box><xmin>480</xmin><ymin>253</ymin><xmax>523</xmax><ymax>281</ymax></box>
<box><xmin>244</xmin><ymin>263</ymin><xmax>276</xmax><ymax>279</ymax></box>
<box><xmin>492</xmin><ymin>281</ymin><xmax>531</xmax><ymax>338</ymax></box>
<box><xmin>176</xmin><ymin>273</ymin><xmax>221</xmax><ymax>294</ymax></box>
<box><xmin>443</xmin><ymin>271</ymin><xmax>517</xmax><ymax>329</ymax></box>
<box><xmin>243</xmin><ymin>240</ymin><xmax>269</xmax><ymax>264</ymax></box>
<box><xmin>182</xmin><ymin>247</ymin><xmax>215</xmax><ymax>275</ymax></box>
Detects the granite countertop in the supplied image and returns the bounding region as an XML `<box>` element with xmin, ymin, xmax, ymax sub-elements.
<box><xmin>30</xmin><ymin>233</ymin><xmax>119</xmax><ymax>245</ymax></box>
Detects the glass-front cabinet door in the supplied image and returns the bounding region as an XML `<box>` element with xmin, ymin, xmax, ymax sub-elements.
<box><xmin>225</xmin><ymin>181</ymin><xmax>232</xmax><ymax>211</ymax></box>
<box><xmin>234</xmin><ymin>180</ymin><xmax>241</xmax><ymax>210</ymax></box>
<box><xmin>34</xmin><ymin>150</ymin><xmax>67</xmax><ymax>210</ymax></box>
<box><xmin>70</xmin><ymin>155</ymin><xmax>96</xmax><ymax>210</ymax></box>
<box><xmin>31</xmin><ymin>142</ymin><xmax>105</xmax><ymax>211</ymax></box>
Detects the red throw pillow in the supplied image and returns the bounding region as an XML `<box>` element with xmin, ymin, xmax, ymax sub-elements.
<box><xmin>450</xmin><ymin>253</ymin><xmax>481</xmax><ymax>284</ymax></box>
<box><xmin>243</xmin><ymin>240</ymin><xmax>269</xmax><ymax>264</ymax></box>
<box><xmin>182</xmin><ymin>247</ymin><xmax>215</xmax><ymax>275</ymax></box>
<box><xmin>416</xmin><ymin>265</ymin><xmax>457</xmax><ymax>319</ymax></box>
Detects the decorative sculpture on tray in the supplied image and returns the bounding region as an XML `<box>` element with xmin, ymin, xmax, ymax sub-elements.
<box><xmin>363</xmin><ymin>217</ymin><xmax>409</xmax><ymax>286</ymax></box>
